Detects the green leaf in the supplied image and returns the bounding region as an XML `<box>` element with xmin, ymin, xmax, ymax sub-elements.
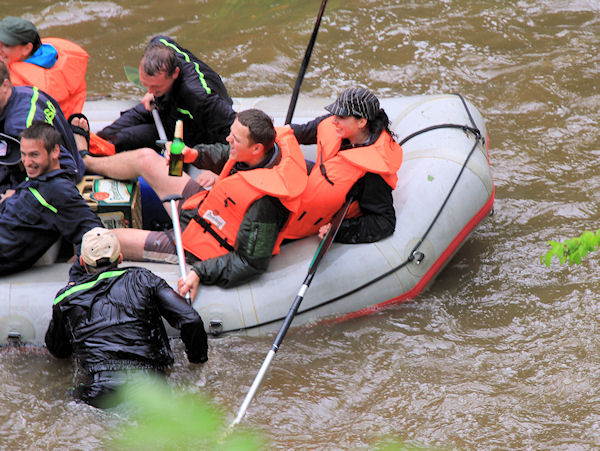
<box><xmin>106</xmin><ymin>375</ymin><xmax>265</xmax><ymax>450</ymax></box>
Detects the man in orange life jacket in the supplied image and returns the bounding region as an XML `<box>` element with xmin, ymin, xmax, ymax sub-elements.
<box><xmin>74</xmin><ymin>109</ymin><xmax>307</xmax><ymax>297</ymax></box>
<box><xmin>0</xmin><ymin>16</ymin><xmax>114</xmax><ymax>157</ymax></box>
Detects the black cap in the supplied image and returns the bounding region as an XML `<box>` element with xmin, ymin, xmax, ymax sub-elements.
<box><xmin>0</xmin><ymin>133</ymin><xmax>21</xmax><ymax>166</ymax></box>
<box><xmin>325</xmin><ymin>87</ymin><xmax>380</xmax><ymax>121</ymax></box>
<box><xmin>0</xmin><ymin>17</ymin><xmax>40</xmax><ymax>46</ymax></box>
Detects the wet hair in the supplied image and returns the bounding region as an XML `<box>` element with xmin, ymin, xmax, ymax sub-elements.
<box><xmin>20</xmin><ymin>121</ymin><xmax>62</xmax><ymax>154</ymax></box>
<box><xmin>236</xmin><ymin>109</ymin><xmax>276</xmax><ymax>151</ymax></box>
<box><xmin>366</xmin><ymin>108</ymin><xmax>397</xmax><ymax>141</ymax></box>
<box><xmin>140</xmin><ymin>40</ymin><xmax>178</xmax><ymax>77</ymax></box>
<box><xmin>85</xmin><ymin>259</ymin><xmax>119</xmax><ymax>274</ymax></box>
<box><xmin>0</xmin><ymin>60</ymin><xmax>10</xmax><ymax>84</ymax></box>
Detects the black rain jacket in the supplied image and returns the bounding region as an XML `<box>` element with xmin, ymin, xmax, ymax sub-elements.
<box><xmin>98</xmin><ymin>35</ymin><xmax>236</xmax><ymax>152</ymax></box>
<box><xmin>0</xmin><ymin>168</ymin><xmax>101</xmax><ymax>274</ymax></box>
<box><xmin>45</xmin><ymin>266</ymin><xmax>208</xmax><ymax>373</ymax></box>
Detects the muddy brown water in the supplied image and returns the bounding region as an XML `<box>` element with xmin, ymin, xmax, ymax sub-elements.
<box><xmin>1</xmin><ymin>1</ymin><xmax>600</xmax><ymax>449</ymax></box>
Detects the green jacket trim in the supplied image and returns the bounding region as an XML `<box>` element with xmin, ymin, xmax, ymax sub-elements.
<box><xmin>54</xmin><ymin>269</ymin><xmax>128</xmax><ymax>305</ymax></box>
<box><xmin>26</xmin><ymin>86</ymin><xmax>40</xmax><ymax>128</ymax></box>
<box><xmin>28</xmin><ymin>187</ymin><xmax>58</xmax><ymax>213</ymax></box>
<box><xmin>158</xmin><ymin>38</ymin><xmax>212</xmax><ymax>95</ymax></box>
<box><xmin>177</xmin><ymin>108</ymin><xmax>194</xmax><ymax>120</ymax></box>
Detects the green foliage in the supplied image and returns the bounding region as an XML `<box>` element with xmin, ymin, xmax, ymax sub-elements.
<box><xmin>541</xmin><ymin>229</ymin><xmax>600</xmax><ymax>267</ymax></box>
<box><xmin>104</xmin><ymin>376</ymin><xmax>432</xmax><ymax>450</ymax></box>
<box><xmin>105</xmin><ymin>375</ymin><xmax>266</xmax><ymax>451</ymax></box>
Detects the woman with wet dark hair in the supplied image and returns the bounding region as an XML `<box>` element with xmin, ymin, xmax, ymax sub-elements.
<box><xmin>287</xmin><ymin>87</ymin><xmax>403</xmax><ymax>244</ymax></box>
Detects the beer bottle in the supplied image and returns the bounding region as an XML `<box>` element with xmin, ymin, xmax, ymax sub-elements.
<box><xmin>169</xmin><ymin>120</ymin><xmax>184</xmax><ymax>177</ymax></box>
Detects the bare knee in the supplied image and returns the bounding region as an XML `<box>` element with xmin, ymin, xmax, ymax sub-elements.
<box><xmin>112</xmin><ymin>227</ymin><xmax>149</xmax><ymax>261</ymax></box>
<box><xmin>137</xmin><ymin>147</ymin><xmax>165</xmax><ymax>177</ymax></box>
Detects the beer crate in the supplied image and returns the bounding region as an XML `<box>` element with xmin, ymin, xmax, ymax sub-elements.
<box><xmin>77</xmin><ymin>176</ymin><xmax>142</xmax><ymax>229</ymax></box>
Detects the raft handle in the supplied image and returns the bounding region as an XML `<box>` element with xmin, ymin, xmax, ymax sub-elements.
<box><xmin>411</xmin><ymin>251</ymin><xmax>425</xmax><ymax>265</ymax></box>
<box><xmin>7</xmin><ymin>331</ymin><xmax>22</xmax><ymax>346</ymax></box>
<box><xmin>209</xmin><ymin>320</ymin><xmax>223</xmax><ymax>336</ymax></box>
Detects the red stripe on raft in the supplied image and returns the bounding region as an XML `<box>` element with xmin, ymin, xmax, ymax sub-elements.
<box><xmin>324</xmin><ymin>186</ymin><xmax>495</xmax><ymax>324</ymax></box>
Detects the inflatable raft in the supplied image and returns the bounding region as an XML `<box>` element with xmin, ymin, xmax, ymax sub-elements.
<box><xmin>0</xmin><ymin>94</ymin><xmax>494</xmax><ymax>345</ymax></box>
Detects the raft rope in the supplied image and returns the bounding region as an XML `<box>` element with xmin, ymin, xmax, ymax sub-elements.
<box><xmin>218</xmin><ymin>93</ymin><xmax>486</xmax><ymax>335</ymax></box>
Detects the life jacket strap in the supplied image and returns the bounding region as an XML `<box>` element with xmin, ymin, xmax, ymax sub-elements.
<box><xmin>192</xmin><ymin>215</ymin><xmax>235</xmax><ymax>252</ymax></box>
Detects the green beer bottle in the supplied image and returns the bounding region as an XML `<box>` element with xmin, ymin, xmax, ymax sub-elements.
<box><xmin>169</xmin><ymin>120</ymin><xmax>184</xmax><ymax>177</ymax></box>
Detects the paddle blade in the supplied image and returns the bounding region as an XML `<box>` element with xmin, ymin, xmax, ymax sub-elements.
<box><xmin>124</xmin><ymin>65</ymin><xmax>144</xmax><ymax>89</ymax></box>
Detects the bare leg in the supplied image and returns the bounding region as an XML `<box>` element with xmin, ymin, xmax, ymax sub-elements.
<box><xmin>111</xmin><ymin>228</ymin><xmax>151</xmax><ymax>261</ymax></box>
<box><xmin>84</xmin><ymin>147</ymin><xmax>191</xmax><ymax>210</ymax></box>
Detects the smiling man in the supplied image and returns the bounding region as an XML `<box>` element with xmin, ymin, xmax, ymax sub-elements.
<box><xmin>96</xmin><ymin>35</ymin><xmax>236</xmax><ymax>153</ymax></box>
<box><xmin>0</xmin><ymin>121</ymin><xmax>101</xmax><ymax>274</ymax></box>
<box><xmin>82</xmin><ymin>109</ymin><xmax>307</xmax><ymax>294</ymax></box>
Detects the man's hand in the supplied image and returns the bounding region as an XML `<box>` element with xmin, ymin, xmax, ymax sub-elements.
<box><xmin>0</xmin><ymin>189</ymin><xmax>15</xmax><ymax>203</ymax></box>
<box><xmin>164</xmin><ymin>142</ymin><xmax>198</xmax><ymax>164</ymax></box>
<box><xmin>142</xmin><ymin>92</ymin><xmax>155</xmax><ymax>111</ymax></box>
<box><xmin>195</xmin><ymin>170</ymin><xmax>217</xmax><ymax>188</ymax></box>
<box><xmin>178</xmin><ymin>269</ymin><xmax>200</xmax><ymax>300</ymax></box>
<box><xmin>318</xmin><ymin>223</ymin><xmax>331</xmax><ymax>239</ymax></box>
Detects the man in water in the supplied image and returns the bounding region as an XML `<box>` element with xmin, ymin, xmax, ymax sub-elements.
<box><xmin>45</xmin><ymin>227</ymin><xmax>208</xmax><ymax>408</ymax></box>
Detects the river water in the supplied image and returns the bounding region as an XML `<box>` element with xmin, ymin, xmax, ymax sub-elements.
<box><xmin>1</xmin><ymin>0</ymin><xmax>600</xmax><ymax>449</ymax></box>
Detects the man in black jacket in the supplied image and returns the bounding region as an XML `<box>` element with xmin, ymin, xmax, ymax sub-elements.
<box><xmin>0</xmin><ymin>60</ymin><xmax>86</xmax><ymax>194</ymax></box>
<box><xmin>0</xmin><ymin>121</ymin><xmax>101</xmax><ymax>274</ymax></box>
<box><xmin>45</xmin><ymin>227</ymin><xmax>208</xmax><ymax>408</ymax></box>
<box><xmin>96</xmin><ymin>35</ymin><xmax>236</xmax><ymax>152</ymax></box>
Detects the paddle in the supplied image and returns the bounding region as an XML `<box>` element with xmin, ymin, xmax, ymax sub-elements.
<box><xmin>231</xmin><ymin>198</ymin><xmax>352</xmax><ymax>427</ymax></box>
<box><xmin>285</xmin><ymin>0</ymin><xmax>329</xmax><ymax>125</ymax></box>
<box><xmin>161</xmin><ymin>194</ymin><xmax>191</xmax><ymax>304</ymax></box>
<box><xmin>145</xmin><ymin>96</ymin><xmax>191</xmax><ymax>304</ymax></box>
<box><xmin>123</xmin><ymin>65</ymin><xmax>143</xmax><ymax>89</ymax></box>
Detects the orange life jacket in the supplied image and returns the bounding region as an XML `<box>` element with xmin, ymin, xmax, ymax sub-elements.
<box><xmin>180</xmin><ymin>126</ymin><xmax>307</xmax><ymax>260</ymax></box>
<box><xmin>9</xmin><ymin>38</ymin><xmax>116</xmax><ymax>156</ymax></box>
<box><xmin>285</xmin><ymin>116</ymin><xmax>403</xmax><ymax>239</ymax></box>
<box><xmin>9</xmin><ymin>37</ymin><xmax>88</xmax><ymax>119</ymax></box>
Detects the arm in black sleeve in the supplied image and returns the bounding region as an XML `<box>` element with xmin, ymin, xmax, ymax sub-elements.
<box><xmin>153</xmin><ymin>276</ymin><xmax>208</xmax><ymax>363</ymax></box>
<box><xmin>191</xmin><ymin>196</ymin><xmax>288</xmax><ymax>288</ymax></box>
<box><xmin>48</xmin><ymin>178</ymin><xmax>103</xmax><ymax>282</ymax></box>
<box><xmin>50</xmin><ymin>178</ymin><xmax>103</xmax><ymax>245</ymax></box>
<box><xmin>97</xmin><ymin>103</ymin><xmax>155</xmax><ymax>149</ymax></box>
<box><xmin>335</xmin><ymin>173</ymin><xmax>396</xmax><ymax>244</ymax></box>
<box><xmin>290</xmin><ymin>114</ymin><xmax>330</xmax><ymax>145</ymax></box>
<box><xmin>45</xmin><ymin>307</ymin><xmax>73</xmax><ymax>358</ymax></box>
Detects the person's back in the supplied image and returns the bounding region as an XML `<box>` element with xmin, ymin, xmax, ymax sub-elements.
<box><xmin>45</xmin><ymin>228</ymin><xmax>208</xmax><ymax>408</ymax></box>
<box><xmin>9</xmin><ymin>37</ymin><xmax>88</xmax><ymax>119</ymax></box>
